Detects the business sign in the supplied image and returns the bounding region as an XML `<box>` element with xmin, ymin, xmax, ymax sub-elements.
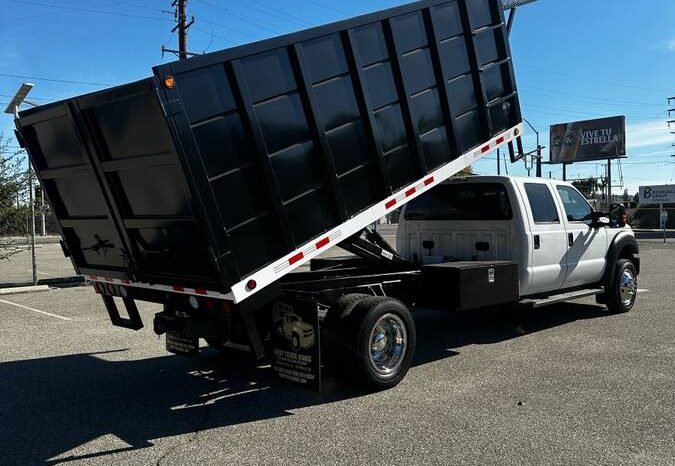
<box><xmin>639</xmin><ymin>185</ymin><xmax>675</xmax><ymax>205</ymax></box>
<box><xmin>550</xmin><ymin>116</ymin><xmax>626</xmax><ymax>163</ymax></box>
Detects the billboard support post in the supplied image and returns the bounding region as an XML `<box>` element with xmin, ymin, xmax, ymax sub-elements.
<box><xmin>607</xmin><ymin>159</ymin><xmax>611</xmax><ymax>207</ymax></box>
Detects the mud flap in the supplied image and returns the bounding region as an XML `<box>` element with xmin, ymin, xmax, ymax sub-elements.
<box><xmin>270</xmin><ymin>298</ymin><xmax>322</xmax><ymax>391</ymax></box>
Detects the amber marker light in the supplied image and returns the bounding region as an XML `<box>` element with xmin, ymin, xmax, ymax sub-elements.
<box><xmin>164</xmin><ymin>76</ymin><xmax>176</xmax><ymax>89</ymax></box>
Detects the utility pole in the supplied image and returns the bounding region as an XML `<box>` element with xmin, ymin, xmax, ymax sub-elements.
<box><xmin>162</xmin><ymin>0</ymin><xmax>196</xmax><ymax>60</ymax></box>
<box><xmin>28</xmin><ymin>167</ymin><xmax>37</xmax><ymax>285</ymax></box>
<box><xmin>178</xmin><ymin>0</ymin><xmax>189</xmax><ymax>59</ymax></box>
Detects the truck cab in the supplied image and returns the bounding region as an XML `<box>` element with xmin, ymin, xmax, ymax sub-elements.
<box><xmin>397</xmin><ymin>176</ymin><xmax>639</xmax><ymax>300</ymax></box>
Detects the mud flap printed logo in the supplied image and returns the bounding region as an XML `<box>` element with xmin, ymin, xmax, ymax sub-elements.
<box><xmin>271</xmin><ymin>299</ymin><xmax>321</xmax><ymax>390</ymax></box>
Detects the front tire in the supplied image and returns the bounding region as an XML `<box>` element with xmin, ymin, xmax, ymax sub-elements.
<box><xmin>606</xmin><ymin>259</ymin><xmax>638</xmax><ymax>314</ymax></box>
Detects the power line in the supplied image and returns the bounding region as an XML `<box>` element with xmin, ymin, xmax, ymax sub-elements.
<box><xmin>193</xmin><ymin>0</ymin><xmax>282</xmax><ymax>34</ymax></box>
<box><xmin>519</xmin><ymin>87</ymin><xmax>665</xmax><ymax>108</ymax></box>
<box><xmin>0</xmin><ymin>93</ymin><xmax>51</xmax><ymax>101</ymax></box>
<box><xmin>304</xmin><ymin>0</ymin><xmax>349</xmax><ymax>15</ymax></box>
<box><xmin>519</xmin><ymin>84</ymin><xmax>664</xmax><ymax>106</ymax></box>
<box><xmin>0</xmin><ymin>72</ymin><xmax>112</xmax><ymax>87</ymax></box>
<box><xmin>247</xmin><ymin>0</ymin><xmax>312</xmax><ymax>27</ymax></box>
<box><xmin>517</xmin><ymin>63</ymin><xmax>670</xmax><ymax>93</ymax></box>
<box><xmin>192</xmin><ymin>25</ymin><xmax>239</xmax><ymax>46</ymax></box>
<box><xmin>205</xmin><ymin>0</ymin><xmax>307</xmax><ymax>29</ymax></box>
<box><xmin>12</xmin><ymin>0</ymin><xmax>134</xmax><ymax>21</ymax></box>
<box><xmin>522</xmin><ymin>104</ymin><xmax>659</xmax><ymax>122</ymax></box>
<box><xmin>0</xmin><ymin>72</ymin><xmax>113</xmax><ymax>86</ymax></box>
<box><xmin>196</xmin><ymin>18</ymin><xmax>260</xmax><ymax>40</ymax></box>
<box><xmin>3</xmin><ymin>0</ymin><xmax>173</xmax><ymax>22</ymax></box>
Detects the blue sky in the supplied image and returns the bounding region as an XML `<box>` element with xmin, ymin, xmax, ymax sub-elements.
<box><xmin>1</xmin><ymin>0</ymin><xmax>674</xmax><ymax>194</ymax></box>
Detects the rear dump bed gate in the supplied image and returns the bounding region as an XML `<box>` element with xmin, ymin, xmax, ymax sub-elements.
<box><xmin>17</xmin><ymin>0</ymin><xmax>523</xmax><ymax>304</ymax></box>
<box><xmin>16</xmin><ymin>79</ymin><xmax>222</xmax><ymax>291</ymax></box>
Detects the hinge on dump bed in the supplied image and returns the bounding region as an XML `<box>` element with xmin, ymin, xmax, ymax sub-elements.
<box><xmin>339</xmin><ymin>227</ymin><xmax>408</xmax><ymax>267</ymax></box>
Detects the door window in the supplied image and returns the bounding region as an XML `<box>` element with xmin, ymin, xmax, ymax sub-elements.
<box><xmin>556</xmin><ymin>185</ymin><xmax>592</xmax><ymax>222</ymax></box>
<box><xmin>524</xmin><ymin>183</ymin><xmax>559</xmax><ymax>223</ymax></box>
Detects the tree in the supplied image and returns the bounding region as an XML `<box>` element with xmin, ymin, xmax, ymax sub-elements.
<box><xmin>0</xmin><ymin>133</ymin><xmax>29</xmax><ymax>260</ymax></box>
<box><xmin>571</xmin><ymin>177</ymin><xmax>597</xmax><ymax>199</ymax></box>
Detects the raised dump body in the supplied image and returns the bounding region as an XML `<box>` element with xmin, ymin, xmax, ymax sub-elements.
<box><xmin>15</xmin><ymin>0</ymin><xmax>522</xmax><ymax>303</ymax></box>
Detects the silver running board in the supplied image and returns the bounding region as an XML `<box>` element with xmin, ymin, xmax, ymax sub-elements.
<box><xmin>518</xmin><ymin>288</ymin><xmax>604</xmax><ymax>309</ymax></box>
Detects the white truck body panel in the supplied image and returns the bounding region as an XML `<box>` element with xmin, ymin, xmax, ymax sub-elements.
<box><xmin>397</xmin><ymin>176</ymin><xmax>634</xmax><ymax>298</ymax></box>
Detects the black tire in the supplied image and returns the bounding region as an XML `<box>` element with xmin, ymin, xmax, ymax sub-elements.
<box><xmin>323</xmin><ymin>293</ymin><xmax>370</xmax><ymax>370</ymax></box>
<box><xmin>336</xmin><ymin>296</ymin><xmax>416</xmax><ymax>390</ymax></box>
<box><xmin>605</xmin><ymin>259</ymin><xmax>638</xmax><ymax>314</ymax></box>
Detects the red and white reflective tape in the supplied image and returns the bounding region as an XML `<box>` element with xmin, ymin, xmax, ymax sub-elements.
<box><xmin>383</xmin><ymin>176</ymin><xmax>435</xmax><ymax>210</ymax></box>
<box><xmin>225</xmin><ymin>123</ymin><xmax>523</xmax><ymax>304</ymax></box>
<box><xmin>274</xmin><ymin>230</ymin><xmax>343</xmax><ymax>274</ymax></box>
<box><xmin>85</xmin><ymin>275</ymin><xmax>234</xmax><ymax>301</ymax></box>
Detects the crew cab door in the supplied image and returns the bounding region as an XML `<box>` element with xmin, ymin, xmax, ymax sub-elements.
<box><xmin>520</xmin><ymin>181</ymin><xmax>569</xmax><ymax>295</ymax></box>
<box><xmin>554</xmin><ymin>184</ymin><xmax>608</xmax><ymax>288</ymax></box>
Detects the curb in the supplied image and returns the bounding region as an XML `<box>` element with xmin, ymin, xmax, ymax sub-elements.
<box><xmin>0</xmin><ymin>285</ymin><xmax>50</xmax><ymax>295</ymax></box>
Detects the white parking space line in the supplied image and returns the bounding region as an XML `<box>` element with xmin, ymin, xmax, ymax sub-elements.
<box><xmin>0</xmin><ymin>298</ymin><xmax>72</xmax><ymax>321</ymax></box>
<box><xmin>637</xmin><ymin>289</ymin><xmax>651</xmax><ymax>293</ymax></box>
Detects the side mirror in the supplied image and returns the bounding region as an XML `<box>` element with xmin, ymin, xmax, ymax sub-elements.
<box><xmin>590</xmin><ymin>211</ymin><xmax>610</xmax><ymax>228</ymax></box>
<box><xmin>608</xmin><ymin>203</ymin><xmax>627</xmax><ymax>227</ymax></box>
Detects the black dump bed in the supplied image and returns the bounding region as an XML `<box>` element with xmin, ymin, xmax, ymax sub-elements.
<box><xmin>15</xmin><ymin>0</ymin><xmax>521</xmax><ymax>302</ymax></box>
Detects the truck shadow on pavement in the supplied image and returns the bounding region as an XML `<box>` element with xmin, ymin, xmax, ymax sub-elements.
<box><xmin>0</xmin><ymin>302</ymin><xmax>608</xmax><ymax>465</ymax></box>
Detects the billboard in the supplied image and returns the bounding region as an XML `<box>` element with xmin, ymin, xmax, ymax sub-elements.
<box><xmin>549</xmin><ymin>116</ymin><xmax>626</xmax><ymax>163</ymax></box>
<box><xmin>639</xmin><ymin>185</ymin><xmax>675</xmax><ymax>205</ymax></box>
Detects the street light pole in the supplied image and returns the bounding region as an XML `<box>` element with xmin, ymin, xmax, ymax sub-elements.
<box><xmin>522</xmin><ymin>118</ymin><xmax>541</xmax><ymax>177</ymax></box>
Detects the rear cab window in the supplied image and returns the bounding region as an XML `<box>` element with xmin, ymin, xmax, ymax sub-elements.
<box><xmin>523</xmin><ymin>183</ymin><xmax>559</xmax><ymax>223</ymax></box>
<box><xmin>404</xmin><ymin>183</ymin><xmax>512</xmax><ymax>221</ymax></box>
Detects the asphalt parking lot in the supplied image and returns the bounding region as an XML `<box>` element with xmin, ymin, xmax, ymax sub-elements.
<box><xmin>0</xmin><ymin>240</ymin><xmax>673</xmax><ymax>465</ymax></box>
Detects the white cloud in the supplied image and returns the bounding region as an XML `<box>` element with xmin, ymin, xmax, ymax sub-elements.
<box><xmin>626</xmin><ymin>120</ymin><xmax>673</xmax><ymax>150</ymax></box>
<box><xmin>651</xmin><ymin>39</ymin><xmax>675</xmax><ymax>52</ymax></box>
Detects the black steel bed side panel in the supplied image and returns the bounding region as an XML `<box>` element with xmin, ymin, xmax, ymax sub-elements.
<box><xmin>153</xmin><ymin>0</ymin><xmax>521</xmax><ymax>285</ymax></box>
<box><xmin>16</xmin><ymin>97</ymin><xmax>134</xmax><ymax>279</ymax></box>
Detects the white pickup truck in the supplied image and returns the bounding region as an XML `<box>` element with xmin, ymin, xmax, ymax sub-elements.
<box><xmin>397</xmin><ymin>175</ymin><xmax>640</xmax><ymax>313</ymax></box>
